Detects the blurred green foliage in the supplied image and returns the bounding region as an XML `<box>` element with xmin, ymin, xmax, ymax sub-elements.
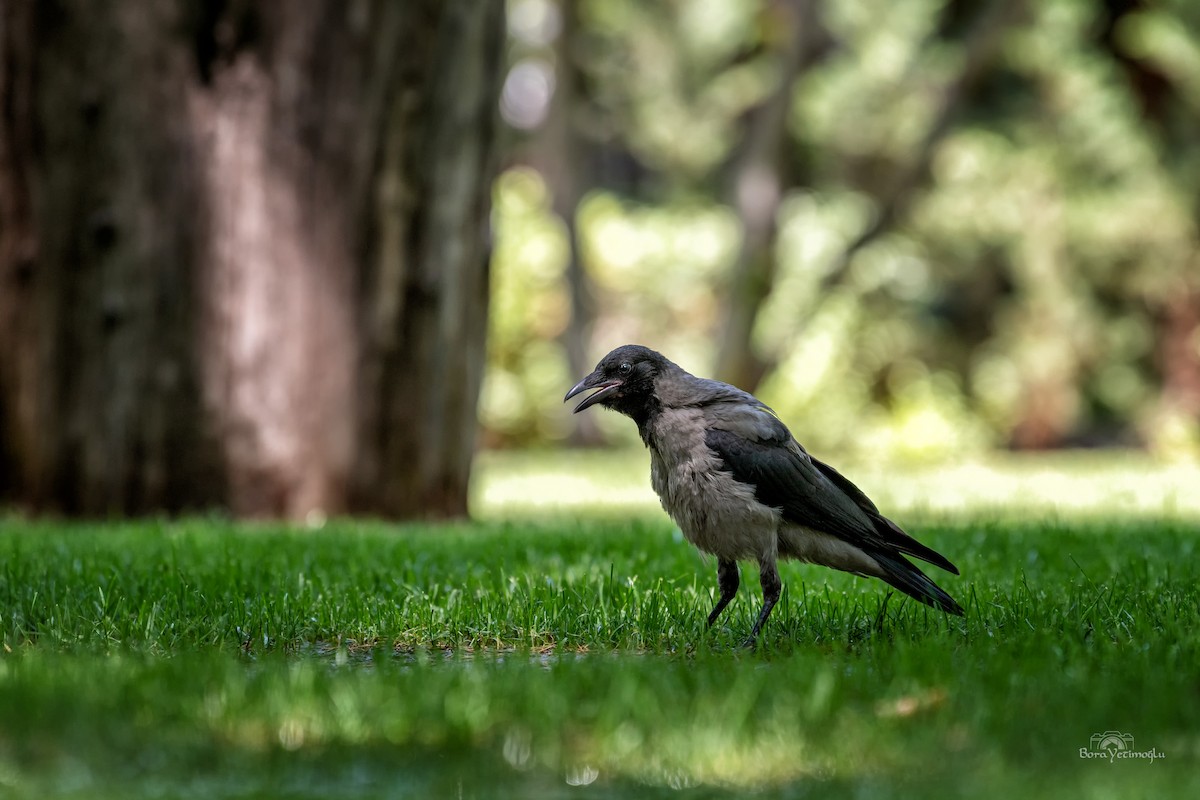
<box><xmin>484</xmin><ymin>0</ymin><xmax>1200</xmax><ymax>460</ymax></box>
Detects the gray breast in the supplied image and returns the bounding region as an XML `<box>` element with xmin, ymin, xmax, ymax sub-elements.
<box><xmin>647</xmin><ymin>408</ymin><xmax>780</xmax><ymax>562</ymax></box>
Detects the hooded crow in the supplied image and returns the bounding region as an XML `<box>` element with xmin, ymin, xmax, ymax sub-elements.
<box><xmin>565</xmin><ymin>344</ymin><xmax>963</xmax><ymax>641</ymax></box>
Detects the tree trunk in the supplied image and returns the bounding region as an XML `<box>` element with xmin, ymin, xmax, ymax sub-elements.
<box><xmin>537</xmin><ymin>0</ymin><xmax>604</xmax><ymax>446</ymax></box>
<box><xmin>0</xmin><ymin>0</ymin><xmax>504</xmax><ymax>519</ymax></box>
<box><xmin>1158</xmin><ymin>285</ymin><xmax>1200</xmax><ymax>418</ymax></box>
<box><xmin>714</xmin><ymin>0</ymin><xmax>818</xmax><ymax>393</ymax></box>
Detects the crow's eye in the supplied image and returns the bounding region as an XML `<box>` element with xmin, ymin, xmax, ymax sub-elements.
<box><xmin>618</xmin><ymin>362</ymin><xmax>633</xmax><ymax>376</ymax></box>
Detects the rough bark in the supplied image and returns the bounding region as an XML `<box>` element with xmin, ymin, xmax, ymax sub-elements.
<box><xmin>349</xmin><ymin>1</ymin><xmax>504</xmax><ymax>518</ymax></box>
<box><xmin>1</xmin><ymin>0</ymin><xmax>224</xmax><ymax>513</ymax></box>
<box><xmin>0</xmin><ymin>0</ymin><xmax>504</xmax><ymax>519</ymax></box>
<box><xmin>0</xmin><ymin>0</ymin><xmax>37</xmax><ymax>503</ymax></box>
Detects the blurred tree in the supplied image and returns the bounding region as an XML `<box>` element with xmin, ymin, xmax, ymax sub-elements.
<box><xmin>485</xmin><ymin>0</ymin><xmax>1200</xmax><ymax>459</ymax></box>
<box><xmin>1113</xmin><ymin>0</ymin><xmax>1200</xmax><ymax>455</ymax></box>
<box><xmin>714</xmin><ymin>0</ymin><xmax>824</xmax><ymax>392</ymax></box>
<box><xmin>0</xmin><ymin>0</ymin><xmax>504</xmax><ymax>517</ymax></box>
<box><xmin>536</xmin><ymin>0</ymin><xmax>605</xmax><ymax>445</ymax></box>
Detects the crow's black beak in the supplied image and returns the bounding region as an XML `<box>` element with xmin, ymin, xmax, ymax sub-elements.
<box><xmin>564</xmin><ymin>371</ymin><xmax>621</xmax><ymax>413</ymax></box>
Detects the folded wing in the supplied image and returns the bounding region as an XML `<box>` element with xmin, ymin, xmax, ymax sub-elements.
<box><xmin>704</xmin><ymin>407</ymin><xmax>962</xmax><ymax>615</ymax></box>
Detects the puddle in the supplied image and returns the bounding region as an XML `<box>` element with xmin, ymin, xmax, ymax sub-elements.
<box><xmin>292</xmin><ymin>640</ymin><xmax>646</xmax><ymax>672</ymax></box>
<box><xmin>8</xmin><ymin>744</ymin><xmax>738</xmax><ymax>800</ymax></box>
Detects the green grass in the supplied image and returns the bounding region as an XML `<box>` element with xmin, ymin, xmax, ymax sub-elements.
<box><xmin>2</xmin><ymin>452</ymin><xmax>1199</xmax><ymax>798</ymax></box>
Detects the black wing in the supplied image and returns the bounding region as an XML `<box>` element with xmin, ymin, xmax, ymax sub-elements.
<box><xmin>809</xmin><ymin>456</ymin><xmax>959</xmax><ymax>575</ymax></box>
<box><xmin>706</xmin><ymin>428</ymin><xmax>874</xmax><ymax>543</ymax></box>
<box><xmin>704</xmin><ymin>427</ymin><xmax>958</xmax><ymax>575</ymax></box>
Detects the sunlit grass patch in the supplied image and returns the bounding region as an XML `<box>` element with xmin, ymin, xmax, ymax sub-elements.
<box><xmin>472</xmin><ymin>448</ymin><xmax>1200</xmax><ymax>520</ymax></box>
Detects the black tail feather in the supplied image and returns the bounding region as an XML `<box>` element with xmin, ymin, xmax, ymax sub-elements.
<box><xmin>872</xmin><ymin>516</ymin><xmax>960</xmax><ymax>575</ymax></box>
<box><xmin>871</xmin><ymin>551</ymin><xmax>964</xmax><ymax>616</ymax></box>
<box><xmin>808</xmin><ymin>455</ymin><xmax>960</xmax><ymax>576</ymax></box>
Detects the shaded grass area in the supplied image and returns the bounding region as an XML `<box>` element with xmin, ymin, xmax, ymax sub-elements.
<box><xmin>1</xmin><ymin>509</ymin><xmax>1199</xmax><ymax>798</ymax></box>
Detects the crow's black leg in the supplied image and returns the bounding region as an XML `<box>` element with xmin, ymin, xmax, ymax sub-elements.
<box><xmin>706</xmin><ymin>559</ymin><xmax>740</xmax><ymax>627</ymax></box>
<box><xmin>747</xmin><ymin>560</ymin><xmax>782</xmax><ymax>643</ymax></box>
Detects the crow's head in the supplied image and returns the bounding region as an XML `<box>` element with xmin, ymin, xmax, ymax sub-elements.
<box><xmin>564</xmin><ymin>344</ymin><xmax>672</xmax><ymax>417</ymax></box>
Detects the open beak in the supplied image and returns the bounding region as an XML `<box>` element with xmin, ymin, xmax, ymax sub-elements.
<box><xmin>564</xmin><ymin>371</ymin><xmax>622</xmax><ymax>413</ymax></box>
